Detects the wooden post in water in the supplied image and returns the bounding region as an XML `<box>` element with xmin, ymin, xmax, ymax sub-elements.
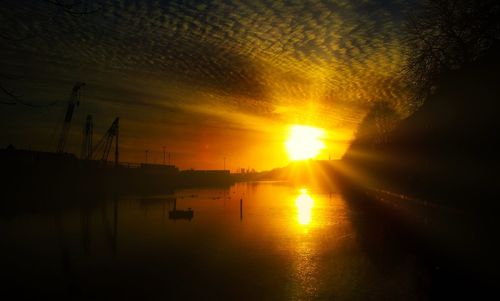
<box><xmin>240</xmin><ymin>198</ymin><xmax>243</xmax><ymax>221</ymax></box>
<box><xmin>113</xmin><ymin>197</ymin><xmax>118</xmax><ymax>256</ymax></box>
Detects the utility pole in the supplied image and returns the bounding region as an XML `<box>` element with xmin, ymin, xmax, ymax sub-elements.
<box><xmin>115</xmin><ymin>118</ymin><xmax>119</xmax><ymax>167</ymax></box>
<box><xmin>163</xmin><ymin>146</ymin><xmax>166</xmax><ymax>165</ymax></box>
<box><xmin>145</xmin><ymin>150</ymin><xmax>149</xmax><ymax>164</ymax></box>
<box><xmin>224</xmin><ymin>157</ymin><xmax>226</xmax><ymax>170</ymax></box>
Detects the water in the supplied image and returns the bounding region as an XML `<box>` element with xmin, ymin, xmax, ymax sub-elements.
<box><xmin>2</xmin><ymin>181</ymin><xmax>426</xmax><ymax>300</ymax></box>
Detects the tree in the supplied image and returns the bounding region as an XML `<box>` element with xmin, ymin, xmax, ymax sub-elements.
<box><xmin>404</xmin><ymin>0</ymin><xmax>500</xmax><ymax>103</ymax></box>
<box><xmin>351</xmin><ymin>101</ymin><xmax>400</xmax><ymax>150</ymax></box>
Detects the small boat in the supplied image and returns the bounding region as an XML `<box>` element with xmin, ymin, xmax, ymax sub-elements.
<box><xmin>169</xmin><ymin>208</ymin><xmax>194</xmax><ymax>220</ymax></box>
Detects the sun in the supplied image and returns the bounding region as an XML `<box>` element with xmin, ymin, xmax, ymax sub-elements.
<box><xmin>286</xmin><ymin>125</ymin><xmax>325</xmax><ymax>161</ymax></box>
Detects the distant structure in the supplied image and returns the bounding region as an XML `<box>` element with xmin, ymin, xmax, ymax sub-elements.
<box><xmin>91</xmin><ymin>117</ymin><xmax>119</xmax><ymax>166</ymax></box>
<box><xmin>81</xmin><ymin>114</ymin><xmax>93</xmax><ymax>160</ymax></box>
<box><xmin>1</xmin><ymin>82</ymin><xmax>237</xmax><ymax>193</ymax></box>
<box><xmin>162</xmin><ymin>146</ymin><xmax>166</xmax><ymax>165</ymax></box>
<box><xmin>56</xmin><ymin>82</ymin><xmax>85</xmax><ymax>153</ymax></box>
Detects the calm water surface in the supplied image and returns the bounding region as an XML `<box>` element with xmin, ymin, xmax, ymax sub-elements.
<box><xmin>2</xmin><ymin>182</ymin><xmax>424</xmax><ymax>300</ymax></box>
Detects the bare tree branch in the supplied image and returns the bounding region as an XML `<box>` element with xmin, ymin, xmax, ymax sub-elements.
<box><xmin>403</xmin><ymin>0</ymin><xmax>500</xmax><ymax>103</ymax></box>
<box><xmin>1</xmin><ymin>0</ymin><xmax>103</xmax><ymax>106</ymax></box>
<box><xmin>0</xmin><ymin>82</ymin><xmax>20</xmax><ymax>105</ymax></box>
<box><xmin>43</xmin><ymin>0</ymin><xmax>103</xmax><ymax>16</ymax></box>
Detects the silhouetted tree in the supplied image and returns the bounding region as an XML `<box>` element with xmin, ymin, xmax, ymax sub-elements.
<box><xmin>404</xmin><ymin>0</ymin><xmax>500</xmax><ymax>102</ymax></box>
<box><xmin>352</xmin><ymin>101</ymin><xmax>400</xmax><ymax>149</ymax></box>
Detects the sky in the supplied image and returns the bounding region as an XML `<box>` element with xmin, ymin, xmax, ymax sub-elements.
<box><xmin>0</xmin><ymin>0</ymin><xmax>416</xmax><ymax>171</ymax></box>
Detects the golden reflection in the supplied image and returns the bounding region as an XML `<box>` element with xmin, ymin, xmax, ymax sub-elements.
<box><xmin>295</xmin><ymin>188</ymin><xmax>314</xmax><ymax>226</ymax></box>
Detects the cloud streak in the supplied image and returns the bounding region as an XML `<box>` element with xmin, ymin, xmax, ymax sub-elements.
<box><xmin>0</xmin><ymin>0</ymin><xmax>415</xmax><ymax>169</ymax></box>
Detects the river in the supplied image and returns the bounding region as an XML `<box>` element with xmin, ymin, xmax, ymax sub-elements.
<box><xmin>2</xmin><ymin>181</ymin><xmax>434</xmax><ymax>300</ymax></box>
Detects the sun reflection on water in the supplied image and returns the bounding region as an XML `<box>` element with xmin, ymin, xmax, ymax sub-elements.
<box><xmin>295</xmin><ymin>188</ymin><xmax>314</xmax><ymax>226</ymax></box>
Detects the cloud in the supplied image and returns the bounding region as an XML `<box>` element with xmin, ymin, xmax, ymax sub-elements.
<box><xmin>0</xmin><ymin>0</ymin><xmax>416</xmax><ymax>168</ymax></box>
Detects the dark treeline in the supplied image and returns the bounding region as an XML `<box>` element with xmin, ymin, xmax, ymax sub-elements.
<box><xmin>343</xmin><ymin>0</ymin><xmax>500</xmax><ymax>212</ymax></box>
<box><xmin>340</xmin><ymin>2</ymin><xmax>500</xmax><ymax>293</ymax></box>
<box><xmin>344</xmin><ymin>44</ymin><xmax>500</xmax><ymax>209</ymax></box>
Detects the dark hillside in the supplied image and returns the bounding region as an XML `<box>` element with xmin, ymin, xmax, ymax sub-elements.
<box><xmin>343</xmin><ymin>42</ymin><xmax>500</xmax><ymax>211</ymax></box>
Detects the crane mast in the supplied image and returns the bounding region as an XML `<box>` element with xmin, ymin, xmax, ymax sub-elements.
<box><xmin>91</xmin><ymin>117</ymin><xmax>119</xmax><ymax>166</ymax></box>
<box><xmin>81</xmin><ymin>114</ymin><xmax>93</xmax><ymax>160</ymax></box>
<box><xmin>56</xmin><ymin>82</ymin><xmax>85</xmax><ymax>153</ymax></box>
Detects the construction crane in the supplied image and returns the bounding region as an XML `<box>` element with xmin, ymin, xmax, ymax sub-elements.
<box><xmin>56</xmin><ymin>82</ymin><xmax>86</xmax><ymax>153</ymax></box>
<box><xmin>81</xmin><ymin>114</ymin><xmax>93</xmax><ymax>160</ymax></box>
<box><xmin>91</xmin><ymin>117</ymin><xmax>119</xmax><ymax>166</ymax></box>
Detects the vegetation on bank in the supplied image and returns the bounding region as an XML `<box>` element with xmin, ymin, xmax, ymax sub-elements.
<box><xmin>342</xmin><ymin>0</ymin><xmax>500</xmax><ymax>210</ymax></box>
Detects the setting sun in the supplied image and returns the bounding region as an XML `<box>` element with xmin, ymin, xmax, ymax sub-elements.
<box><xmin>286</xmin><ymin>125</ymin><xmax>326</xmax><ymax>161</ymax></box>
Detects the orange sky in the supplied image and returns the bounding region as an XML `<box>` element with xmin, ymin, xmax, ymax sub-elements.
<box><xmin>0</xmin><ymin>0</ymin><xmax>414</xmax><ymax>171</ymax></box>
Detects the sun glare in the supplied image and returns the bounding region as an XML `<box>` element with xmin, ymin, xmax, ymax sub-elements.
<box><xmin>286</xmin><ymin>125</ymin><xmax>325</xmax><ymax>161</ymax></box>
